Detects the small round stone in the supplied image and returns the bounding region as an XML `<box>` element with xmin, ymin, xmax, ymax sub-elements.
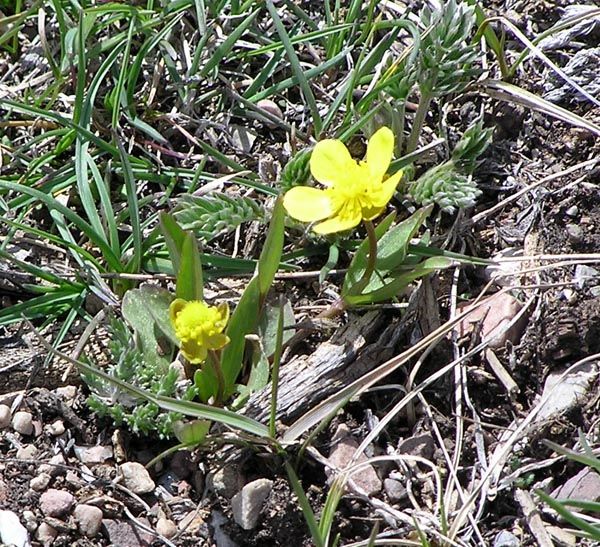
<box><xmin>36</xmin><ymin>522</ymin><xmax>58</xmax><ymax>545</ymax></box>
<box><xmin>74</xmin><ymin>504</ymin><xmax>103</xmax><ymax>538</ymax></box>
<box><xmin>257</xmin><ymin>99</ymin><xmax>283</xmax><ymax>128</ymax></box>
<box><xmin>16</xmin><ymin>444</ymin><xmax>38</xmax><ymax>460</ymax></box>
<box><xmin>30</xmin><ymin>472</ymin><xmax>51</xmax><ymax>492</ymax></box>
<box><xmin>46</xmin><ymin>420</ymin><xmax>65</xmax><ymax>436</ymax></box>
<box><xmin>12</xmin><ymin>411</ymin><xmax>33</xmax><ymax>436</ymax></box>
<box><xmin>0</xmin><ymin>404</ymin><xmax>10</xmax><ymax>429</ymax></box>
<box><xmin>40</xmin><ymin>488</ymin><xmax>75</xmax><ymax>518</ymax></box>
<box><xmin>156</xmin><ymin>517</ymin><xmax>177</xmax><ymax>539</ymax></box>
<box><xmin>22</xmin><ymin>509</ymin><xmax>38</xmax><ymax>532</ymax></box>
<box><xmin>119</xmin><ymin>462</ymin><xmax>155</xmax><ymax>494</ymax></box>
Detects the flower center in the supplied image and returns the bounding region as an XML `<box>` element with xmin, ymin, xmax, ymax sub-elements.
<box><xmin>326</xmin><ymin>162</ymin><xmax>380</xmax><ymax>220</ymax></box>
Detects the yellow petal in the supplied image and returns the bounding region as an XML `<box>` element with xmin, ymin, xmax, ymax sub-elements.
<box><xmin>310</xmin><ymin>139</ymin><xmax>355</xmax><ymax>186</ymax></box>
<box><xmin>169</xmin><ymin>298</ymin><xmax>187</xmax><ymax>325</ymax></box>
<box><xmin>206</xmin><ymin>332</ymin><xmax>230</xmax><ymax>350</ymax></box>
<box><xmin>372</xmin><ymin>169</ymin><xmax>402</xmax><ymax>208</ymax></box>
<box><xmin>216</xmin><ymin>302</ymin><xmax>229</xmax><ymax>325</ymax></box>
<box><xmin>313</xmin><ymin>211</ymin><xmax>362</xmax><ymax>234</ymax></box>
<box><xmin>366</xmin><ymin>127</ymin><xmax>394</xmax><ymax>182</ymax></box>
<box><xmin>283</xmin><ymin>186</ymin><xmax>333</xmax><ymax>222</ymax></box>
<box><xmin>361</xmin><ymin>204</ymin><xmax>385</xmax><ymax>221</ymax></box>
<box><xmin>181</xmin><ymin>340</ymin><xmax>208</xmax><ymax>364</ymax></box>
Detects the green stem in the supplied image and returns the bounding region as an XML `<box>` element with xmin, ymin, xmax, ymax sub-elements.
<box><xmin>406</xmin><ymin>91</ymin><xmax>433</xmax><ymax>154</ymax></box>
<box><xmin>357</xmin><ymin>219</ymin><xmax>378</xmax><ymax>289</ymax></box>
<box><xmin>208</xmin><ymin>350</ymin><xmax>225</xmax><ymax>406</ymax></box>
<box><xmin>317</xmin><ymin>220</ymin><xmax>379</xmax><ymax>319</ymax></box>
<box><xmin>269</xmin><ymin>299</ymin><xmax>285</xmax><ymax>439</ymax></box>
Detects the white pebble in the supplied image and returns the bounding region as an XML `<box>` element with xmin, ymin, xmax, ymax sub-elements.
<box><xmin>16</xmin><ymin>444</ymin><xmax>38</xmax><ymax>460</ymax></box>
<box><xmin>46</xmin><ymin>420</ymin><xmax>65</xmax><ymax>436</ymax></box>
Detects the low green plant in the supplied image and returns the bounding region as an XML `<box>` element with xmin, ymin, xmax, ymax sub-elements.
<box><xmin>83</xmin><ymin>199</ymin><xmax>287</xmax><ymax>436</ymax></box>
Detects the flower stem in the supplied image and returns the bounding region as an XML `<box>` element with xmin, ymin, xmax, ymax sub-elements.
<box><xmin>208</xmin><ymin>350</ymin><xmax>225</xmax><ymax>405</ymax></box>
<box><xmin>317</xmin><ymin>220</ymin><xmax>379</xmax><ymax>319</ymax></box>
<box><xmin>357</xmin><ymin>219</ymin><xmax>378</xmax><ymax>290</ymax></box>
<box><xmin>406</xmin><ymin>91</ymin><xmax>433</xmax><ymax>155</ymax></box>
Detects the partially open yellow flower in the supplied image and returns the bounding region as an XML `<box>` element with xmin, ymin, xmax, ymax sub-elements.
<box><xmin>283</xmin><ymin>126</ymin><xmax>402</xmax><ymax>234</ymax></box>
<box><xmin>169</xmin><ymin>299</ymin><xmax>230</xmax><ymax>364</ymax></box>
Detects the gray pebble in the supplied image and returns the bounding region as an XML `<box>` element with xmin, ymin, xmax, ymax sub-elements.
<box><xmin>16</xmin><ymin>444</ymin><xmax>38</xmax><ymax>460</ymax></box>
<box><xmin>36</xmin><ymin>522</ymin><xmax>57</xmax><ymax>546</ymax></box>
<box><xmin>0</xmin><ymin>405</ymin><xmax>10</xmax><ymax>429</ymax></box>
<box><xmin>566</xmin><ymin>223</ymin><xmax>583</xmax><ymax>244</ymax></box>
<box><xmin>119</xmin><ymin>462</ymin><xmax>155</xmax><ymax>495</ymax></box>
<box><xmin>156</xmin><ymin>517</ymin><xmax>177</xmax><ymax>538</ymax></box>
<box><xmin>74</xmin><ymin>504</ymin><xmax>103</xmax><ymax>538</ymax></box>
<box><xmin>12</xmin><ymin>411</ymin><xmax>33</xmax><ymax>436</ymax></box>
<box><xmin>30</xmin><ymin>472</ymin><xmax>51</xmax><ymax>492</ymax></box>
<box><xmin>40</xmin><ymin>488</ymin><xmax>75</xmax><ymax>518</ymax></box>
<box><xmin>231</xmin><ymin>478</ymin><xmax>273</xmax><ymax>530</ymax></box>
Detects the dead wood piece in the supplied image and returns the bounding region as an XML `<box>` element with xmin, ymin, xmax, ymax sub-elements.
<box><xmin>514</xmin><ymin>488</ymin><xmax>554</xmax><ymax>547</ymax></box>
<box><xmin>242</xmin><ymin>309</ymin><xmax>405</xmax><ymax>424</ymax></box>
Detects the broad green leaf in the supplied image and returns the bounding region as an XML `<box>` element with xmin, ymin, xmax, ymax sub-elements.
<box><xmin>220</xmin><ymin>276</ymin><xmax>261</xmax><ymax>398</ymax></box>
<box><xmin>257</xmin><ymin>298</ymin><xmax>295</xmax><ymax>358</ymax></box>
<box><xmin>344</xmin><ymin>206</ymin><xmax>433</xmax><ymax>298</ymax></box>
<box><xmin>257</xmin><ymin>197</ymin><xmax>285</xmax><ymax>296</ymax></box>
<box><xmin>372</xmin><ymin>205</ymin><xmax>433</xmax><ymax>274</ymax></box>
<box><xmin>173</xmin><ymin>419</ymin><xmax>211</xmax><ymax>446</ymax></box>
<box><xmin>176</xmin><ymin>232</ymin><xmax>204</xmax><ymax>301</ymax></box>
<box><xmin>194</xmin><ymin>366</ymin><xmax>220</xmax><ymax>403</ymax></box>
<box><xmin>122</xmin><ymin>285</ymin><xmax>174</xmax><ymax>370</ymax></box>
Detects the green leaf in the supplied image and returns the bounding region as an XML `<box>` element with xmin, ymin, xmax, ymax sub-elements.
<box><xmin>220</xmin><ymin>277</ymin><xmax>261</xmax><ymax>398</ymax></box>
<box><xmin>257</xmin><ymin>196</ymin><xmax>285</xmax><ymax>296</ymax></box>
<box><xmin>342</xmin><ymin>212</ymin><xmax>396</xmax><ymax>296</ymax></box>
<box><xmin>257</xmin><ymin>298</ymin><xmax>295</xmax><ymax>358</ymax></box>
<box><xmin>536</xmin><ymin>489</ymin><xmax>600</xmax><ymax>541</ymax></box>
<box><xmin>173</xmin><ymin>420</ymin><xmax>211</xmax><ymax>446</ymax></box>
<box><xmin>232</xmin><ymin>335</ymin><xmax>271</xmax><ymax>409</ymax></box>
<box><xmin>122</xmin><ymin>285</ymin><xmax>174</xmax><ymax>370</ymax></box>
<box><xmin>159</xmin><ymin>212</ymin><xmax>187</xmax><ymax>273</ymax></box>
<box><xmin>345</xmin><ymin>256</ymin><xmax>452</xmax><ymax>305</ymax></box>
<box><xmin>194</xmin><ymin>366</ymin><xmax>220</xmax><ymax>403</ymax></box>
<box><xmin>343</xmin><ymin>206</ymin><xmax>433</xmax><ymax>297</ymax></box>
<box><xmin>176</xmin><ymin>232</ymin><xmax>204</xmax><ymax>301</ymax></box>
<box><xmin>319</xmin><ymin>244</ymin><xmax>339</xmax><ymax>284</ymax></box>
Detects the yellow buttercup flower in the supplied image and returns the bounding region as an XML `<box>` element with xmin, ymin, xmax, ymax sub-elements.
<box><xmin>283</xmin><ymin>126</ymin><xmax>402</xmax><ymax>234</ymax></box>
<box><xmin>169</xmin><ymin>299</ymin><xmax>230</xmax><ymax>364</ymax></box>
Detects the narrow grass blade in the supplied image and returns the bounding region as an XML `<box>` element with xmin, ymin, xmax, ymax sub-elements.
<box><xmin>284</xmin><ymin>461</ymin><xmax>326</xmax><ymax>547</ymax></box>
<box><xmin>115</xmin><ymin>137</ymin><xmax>142</xmax><ymax>273</ymax></box>
<box><xmin>0</xmin><ymin>180</ymin><xmax>122</xmax><ymax>271</ymax></box>
<box><xmin>200</xmin><ymin>9</ymin><xmax>260</xmax><ymax>77</ymax></box>
<box><xmin>265</xmin><ymin>0</ymin><xmax>322</xmax><ymax>135</ymax></box>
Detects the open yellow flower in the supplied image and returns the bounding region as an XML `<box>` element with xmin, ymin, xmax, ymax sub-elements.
<box><xmin>283</xmin><ymin>126</ymin><xmax>402</xmax><ymax>234</ymax></box>
<box><xmin>169</xmin><ymin>299</ymin><xmax>230</xmax><ymax>364</ymax></box>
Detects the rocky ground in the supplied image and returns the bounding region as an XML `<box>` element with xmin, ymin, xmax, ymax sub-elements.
<box><xmin>1</xmin><ymin>1</ymin><xmax>600</xmax><ymax>546</ymax></box>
